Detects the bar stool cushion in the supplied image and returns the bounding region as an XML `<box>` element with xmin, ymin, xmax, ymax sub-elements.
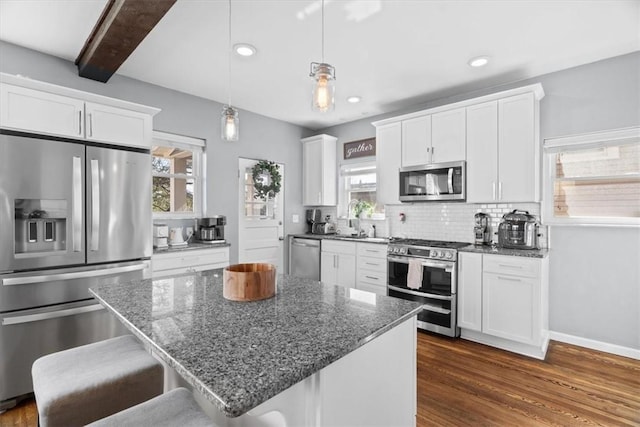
<box><xmin>87</xmin><ymin>387</ymin><xmax>215</xmax><ymax>427</ymax></box>
<box><xmin>32</xmin><ymin>335</ymin><xmax>163</xmax><ymax>427</ymax></box>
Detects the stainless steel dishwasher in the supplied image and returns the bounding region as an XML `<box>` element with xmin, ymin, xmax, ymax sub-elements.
<box><xmin>288</xmin><ymin>237</ymin><xmax>321</xmax><ymax>280</ymax></box>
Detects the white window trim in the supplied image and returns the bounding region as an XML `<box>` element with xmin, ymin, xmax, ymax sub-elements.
<box><xmin>152</xmin><ymin>130</ymin><xmax>206</xmax><ymax>219</ymax></box>
<box><xmin>542</xmin><ymin>126</ymin><xmax>640</xmax><ymax>227</ymax></box>
<box><xmin>338</xmin><ymin>160</ymin><xmax>384</xmax><ymax>219</ymax></box>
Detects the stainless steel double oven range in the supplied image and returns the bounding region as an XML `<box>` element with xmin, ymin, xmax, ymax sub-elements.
<box><xmin>387</xmin><ymin>239</ymin><xmax>468</xmax><ymax>337</ymax></box>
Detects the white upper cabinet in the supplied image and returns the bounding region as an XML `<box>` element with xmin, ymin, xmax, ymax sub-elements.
<box><xmin>498</xmin><ymin>93</ymin><xmax>537</xmax><ymax>202</ymax></box>
<box><xmin>401</xmin><ymin>115</ymin><xmax>431</xmax><ymax>167</ymax></box>
<box><xmin>374</xmin><ymin>122</ymin><xmax>402</xmax><ymax>205</ymax></box>
<box><xmin>0</xmin><ymin>84</ymin><xmax>85</xmax><ymax>139</ymax></box>
<box><xmin>0</xmin><ymin>74</ymin><xmax>159</xmax><ymax>149</ymax></box>
<box><xmin>430</xmin><ymin>107</ymin><xmax>466</xmax><ymax>163</ymax></box>
<box><xmin>467</xmin><ymin>101</ymin><xmax>499</xmax><ymax>202</ymax></box>
<box><xmin>301</xmin><ymin>134</ymin><xmax>337</xmax><ymax>206</ymax></box>
<box><xmin>84</xmin><ymin>102</ymin><xmax>153</xmax><ymax>149</ymax></box>
<box><xmin>400</xmin><ymin>108</ymin><xmax>466</xmax><ymax>167</ymax></box>
<box><xmin>467</xmin><ymin>91</ymin><xmax>541</xmax><ymax>203</ymax></box>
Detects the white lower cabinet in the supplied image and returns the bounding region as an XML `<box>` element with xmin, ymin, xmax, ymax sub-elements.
<box><xmin>356</xmin><ymin>243</ymin><xmax>388</xmax><ymax>295</ymax></box>
<box><xmin>321</xmin><ymin>240</ymin><xmax>356</xmax><ymax>288</ymax></box>
<box><xmin>458</xmin><ymin>252</ymin><xmax>549</xmax><ymax>359</ymax></box>
<box><xmin>457</xmin><ymin>252</ymin><xmax>483</xmax><ymax>331</ymax></box>
<box><xmin>152</xmin><ymin>246</ymin><xmax>230</xmax><ymax>278</ymax></box>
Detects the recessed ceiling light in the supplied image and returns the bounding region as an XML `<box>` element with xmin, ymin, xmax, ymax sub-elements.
<box><xmin>347</xmin><ymin>96</ymin><xmax>361</xmax><ymax>103</ymax></box>
<box><xmin>468</xmin><ymin>56</ymin><xmax>489</xmax><ymax>67</ymax></box>
<box><xmin>234</xmin><ymin>43</ymin><xmax>256</xmax><ymax>57</ymax></box>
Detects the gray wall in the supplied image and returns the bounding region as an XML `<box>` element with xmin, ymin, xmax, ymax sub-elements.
<box><xmin>0</xmin><ymin>41</ymin><xmax>312</xmax><ymax>265</ymax></box>
<box><xmin>321</xmin><ymin>52</ymin><xmax>640</xmax><ymax>351</ymax></box>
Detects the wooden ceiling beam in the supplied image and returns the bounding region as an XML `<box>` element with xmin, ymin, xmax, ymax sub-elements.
<box><xmin>75</xmin><ymin>0</ymin><xmax>176</xmax><ymax>83</ymax></box>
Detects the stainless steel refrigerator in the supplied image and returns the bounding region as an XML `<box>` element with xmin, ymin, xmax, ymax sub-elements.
<box><xmin>0</xmin><ymin>131</ymin><xmax>152</xmax><ymax>407</ymax></box>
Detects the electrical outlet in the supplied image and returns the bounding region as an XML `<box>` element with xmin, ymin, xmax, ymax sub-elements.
<box><xmin>292</xmin><ymin>214</ymin><xmax>299</xmax><ymax>223</ymax></box>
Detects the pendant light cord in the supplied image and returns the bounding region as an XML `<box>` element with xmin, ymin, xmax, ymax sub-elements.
<box><xmin>321</xmin><ymin>0</ymin><xmax>325</xmax><ymax>63</ymax></box>
<box><xmin>228</xmin><ymin>0</ymin><xmax>232</xmax><ymax>107</ymax></box>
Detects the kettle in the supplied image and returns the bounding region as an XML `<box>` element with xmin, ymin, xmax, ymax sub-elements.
<box><xmin>169</xmin><ymin>227</ymin><xmax>186</xmax><ymax>246</ymax></box>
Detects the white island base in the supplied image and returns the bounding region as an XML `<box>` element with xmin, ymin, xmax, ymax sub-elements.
<box><xmin>156</xmin><ymin>317</ymin><xmax>417</xmax><ymax>427</ymax></box>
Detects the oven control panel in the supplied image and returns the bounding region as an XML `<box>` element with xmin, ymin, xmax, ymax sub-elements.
<box><xmin>388</xmin><ymin>245</ymin><xmax>456</xmax><ymax>261</ymax></box>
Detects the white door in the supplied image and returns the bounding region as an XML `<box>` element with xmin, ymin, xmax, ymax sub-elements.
<box><xmin>238</xmin><ymin>158</ymin><xmax>285</xmax><ymax>272</ymax></box>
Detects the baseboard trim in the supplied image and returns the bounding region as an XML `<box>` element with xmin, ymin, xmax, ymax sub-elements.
<box><xmin>549</xmin><ymin>331</ymin><xmax>640</xmax><ymax>360</ymax></box>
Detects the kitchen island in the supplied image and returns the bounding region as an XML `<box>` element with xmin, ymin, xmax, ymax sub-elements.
<box><xmin>90</xmin><ymin>269</ymin><xmax>421</xmax><ymax>426</ymax></box>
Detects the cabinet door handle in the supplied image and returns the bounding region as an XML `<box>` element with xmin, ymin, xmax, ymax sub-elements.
<box><xmin>365</xmin><ymin>262</ymin><xmax>379</xmax><ymax>266</ymax></box>
<box><xmin>492</xmin><ymin>182</ymin><xmax>496</xmax><ymax>200</ymax></box>
<box><xmin>498</xmin><ymin>182</ymin><xmax>503</xmax><ymax>200</ymax></box>
<box><xmin>78</xmin><ymin>110</ymin><xmax>82</xmax><ymax>135</ymax></box>
<box><xmin>365</xmin><ymin>275</ymin><xmax>379</xmax><ymax>281</ymax></box>
<box><xmin>88</xmin><ymin>113</ymin><xmax>93</xmax><ymax>137</ymax></box>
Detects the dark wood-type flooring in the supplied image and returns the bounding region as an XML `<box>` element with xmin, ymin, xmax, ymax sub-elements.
<box><xmin>2</xmin><ymin>332</ymin><xmax>639</xmax><ymax>426</ymax></box>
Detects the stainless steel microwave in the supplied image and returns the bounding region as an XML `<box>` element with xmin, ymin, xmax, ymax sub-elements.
<box><xmin>399</xmin><ymin>161</ymin><xmax>466</xmax><ymax>202</ymax></box>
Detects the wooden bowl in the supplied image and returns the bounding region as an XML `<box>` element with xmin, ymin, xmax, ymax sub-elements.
<box><xmin>223</xmin><ymin>263</ymin><xmax>276</xmax><ymax>301</ymax></box>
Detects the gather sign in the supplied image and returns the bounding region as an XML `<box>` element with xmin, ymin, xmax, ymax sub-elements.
<box><xmin>343</xmin><ymin>137</ymin><xmax>376</xmax><ymax>160</ymax></box>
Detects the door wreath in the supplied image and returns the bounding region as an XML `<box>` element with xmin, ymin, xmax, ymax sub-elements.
<box><xmin>252</xmin><ymin>160</ymin><xmax>282</xmax><ymax>200</ymax></box>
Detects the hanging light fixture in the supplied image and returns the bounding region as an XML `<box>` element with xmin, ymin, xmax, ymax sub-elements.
<box><xmin>221</xmin><ymin>0</ymin><xmax>239</xmax><ymax>141</ymax></box>
<box><xmin>309</xmin><ymin>0</ymin><xmax>335</xmax><ymax>113</ymax></box>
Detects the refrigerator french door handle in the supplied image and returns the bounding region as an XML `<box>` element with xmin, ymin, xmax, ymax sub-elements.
<box><xmin>90</xmin><ymin>159</ymin><xmax>100</xmax><ymax>251</ymax></box>
<box><xmin>1</xmin><ymin>303</ymin><xmax>104</xmax><ymax>326</ymax></box>
<box><xmin>72</xmin><ymin>156</ymin><xmax>82</xmax><ymax>252</ymax></box>
<box><xmin>1</xmin><ymin>262</ymin><xmax>149</xmax><ymax>286</ymax></box>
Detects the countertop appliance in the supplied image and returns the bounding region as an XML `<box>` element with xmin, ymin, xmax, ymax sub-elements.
<box><xmin>474</xmin><ymin>212</ymin><xmax>492</xmax><ymax>245</ymax></box>
<box><xmin>498</xmin><ymin>210</ymin><xmax>539</xmax><ymax>249</ymax></box>
<box><xmin>306</xmin><ymin>209</ymin><xmax>321</xmax><ymax>234</ymax></box>
<box><xmin>387</xmin><ymin>238</ymin><xmax>468</xmax><ymax>337</ymax></box>
<box><xmin>289</xmin><ymin>237</ymin><xmax>320</xmax><ymax>280</ymax></box>
<box><xmin>153</xmin><ymin>224</ymin><xmax>169</xmax><ymax>249</ymax></box>
<box><xmin>311</xmin><ymin>222</ymin><xmax>336</xmax><ymax>235</ymax></box>
<box><xmin>399</xmin><ymin>161</ymin><xmax>465</xmax><ymax>202</ymax></box>
<box><xmin>197</xmin><ymin>216</ymin><xmax>226</xmax><ymax>244</ymax></box>
<box><xmin>0</xmin><ymin>130</ymin><xmax>151</xmax><ymax>408</ymax></box>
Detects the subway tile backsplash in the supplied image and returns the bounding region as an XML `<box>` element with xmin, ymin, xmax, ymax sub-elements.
<box><xmin>320</xmin><ymin>203</ymin><xmax>548</xmax><ymax>248</ymax></box>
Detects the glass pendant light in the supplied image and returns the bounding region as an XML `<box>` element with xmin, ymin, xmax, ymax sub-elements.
<box><xmin>221</xmin><ymin>0</ymin><xmax>239</xmax><ymax>141</ymax></box>
<box><xmin>310</xmin><ymin>0</ymin><xmax>335</xmax><ymax>113</ymax></box>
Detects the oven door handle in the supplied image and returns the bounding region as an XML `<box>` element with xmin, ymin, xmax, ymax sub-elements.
<box><xmin>387</xmin><ymin>285</ymin><xmax>453</xmax><ymax>300</ymax></box>
<box><xmin>423</xmin><ymin>303</ymin><xmax>451</xmax><ymax>315</ymax></box>
<box><xmin>387</xmin><ymin>256</ymin><xmax>454</xmax><ymax>272</ymax></box>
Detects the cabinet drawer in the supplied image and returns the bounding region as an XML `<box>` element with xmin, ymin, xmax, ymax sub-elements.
<box><xmin>357</xmin><ymin>243</ymin><xmax>387</xmax><ymax>258</ymax></box>
<box><xmin>483</xmin><ymin>254</ymin><xmax>540</xmax><ymax>278</ymax></box>
<box><xmin>152</xmin><ymin>248</ymin><xmax>229</xmax><ymax>272</ymax></box>
<box><xmin>322</xmin><ymin>240</ymin><xmax>356</xmax><ymax>255</ymax></box>
<box><xmin>357</xmin><ymin>269</ymin><xmax>386</xmax><ymax>287</ymax></box>
<box><xmin>357</xmin><ymin>256</ymin><xmax>386</xmax><ymax>273</ymax></box>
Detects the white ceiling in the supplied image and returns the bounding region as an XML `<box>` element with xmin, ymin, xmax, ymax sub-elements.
<box><xmin>1</xmin><ymin>0</ymin><xmax>639</xmax><ymax>130</ymax></box>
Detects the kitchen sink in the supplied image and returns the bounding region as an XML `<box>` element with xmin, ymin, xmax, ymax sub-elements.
<box><xmin>331</xmin><ymin>235</ymin><xmax>389</xmax><ymax>243</ymax></box>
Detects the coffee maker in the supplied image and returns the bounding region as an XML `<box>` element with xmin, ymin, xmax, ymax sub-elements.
<box><xmin>197</xmin><ymin>216</ymin><xmax>226</xmax><ymax>243</ymax></box>
<box><xmin>306</xmin><ymin>209</ymin><xmax>321</xmax><ymax>234</ymax></box>
<box><xmin>474</xmin><ymin>212</ymin><xmax>491</xmax><ymax>245</ymax></box>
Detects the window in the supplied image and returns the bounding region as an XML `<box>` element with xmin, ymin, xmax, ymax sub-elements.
<box><xmin>152</xmin><ymin>131</ymin><xmax>204</xmax><ymax>217</ymax></box>
<box><xmin>338</xmin><ymin>162</ymin><xmax>382</xmax><ymax>218</ymax></box>
<box><xmin>543</xmin><ymin>127</ymin><xmax>640</xmax><ymax>226</ymax></box>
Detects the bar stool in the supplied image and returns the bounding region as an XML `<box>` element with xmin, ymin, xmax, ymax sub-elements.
<box><xmin>32</xmin><ymin>335</ymin><xmax>163</xmax><ymax>427</ymax></box>
<box><xmin>87</xmin><ymin>387</ymin><xmax>215</xmax><ymax>426</ymax></box>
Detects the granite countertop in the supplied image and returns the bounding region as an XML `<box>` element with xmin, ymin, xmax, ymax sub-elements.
<box><xmin>460</xmin><ymin>244</ymin><xmax>549</xmax><ymax>258</ymax></box>
<box><xmin>153</xmin><ymin>241</ymin><xmax>230</xmax><ymax>254</ymax></box>
<box><xmin>90</xmin><ymin>270</ymin><xmax>421</xmax><ymax>418</ymax></box>
<box><xmin>289</xmin><ymin>233</ymin><xmax>389</xmax><ymax>244</ymax></box>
